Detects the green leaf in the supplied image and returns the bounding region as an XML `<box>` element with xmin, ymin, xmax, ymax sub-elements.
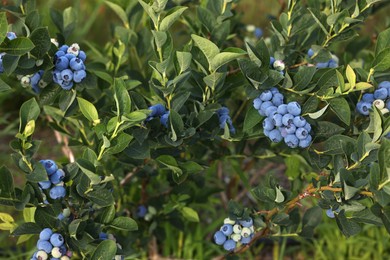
<box><xmin>345</xmin><ymin>65</ymin><xmax>356</xmax><ymax>88</ymax></box>
<box><xmin>315</xmin><ymin>121</ymin><xmax>345</xmax><ymax>138</ymax></box>
<box><xmin>169</xmin><ymin>110</ymin><xmax>184</xmax><ymax>141</ymax></box>
<box><xmin>91</xmin><ymin>240</ymin><xmax>117</xmax><ymax>260</ymax></box>
<box><xmin>176</xmin><ymin>51</ymin><xmax>192</xmax><ymax>73</ymax></box>
<box><xmin>375</xmin><ymin>27</ymin><xmax>390</xmax><ymax>56</ymax></box>
<box><xmin>0</xmin><ymin>37</ymin><xmax>35</xmax><ymax>56</ymax></box>
<box><xmin>12</xmin><ymin>222</ymin><xmax>41</xmax><ymax>236</ymax></box>
<box><xmin>0</xmin><ymin>13</ymin><xmax>8</xmax><ymax>43</ymax></box>
<box><xmin>29</xmin><ymin>27</ymin><xmax>51</xmax><ymax>58</ymax></box>
<box><xmin>0</xmin><ymin>78</ymin><xmax>11</xmax><ymax>92</ymax></box>
<box><xmin>19</xmin><ymin>98</ymin><xmax>40</xmax><ymax>133</ymax></box>
<box><xmin>138</xmin><ymin>0</ymin><xmax>158</xmax><ymax>28</ymax></box>
<box><xmin>243</xmin><ymin>106</ymin><xmax>262</xmax><ymax>133</ymax></box>
<box><xmin>307</xmin><ymin>104</ymin><xmax>329</xmax><ymax>119</ymax></box>
<box><xmin>76</xmin><ymin>159</ymin><xmax>101</xmax><ymax>185</ymax></box>
<box><xmin>96</xmin><ymin>205</ymin><xmax>116</xmax><ymax>224</ymax></box>
<box><xmin>210</xmin><ymin>48</ymin><xmax>246</xmax><ymax>71</ymax></box>
<box><xmin>77</xmin><ymin>97</ymin><xmax>100</xmax><ymax>126</ymax></box>
<box><xmin>159</xmin><ymin>6</ymin><xmax>188</xmax><ymax>31</ymax></box>
<box><xmin>156</xmin><ymin>155</ymin><xmax>182</xmax><ymax>176</ymax></box>
<box><xmin>105</xmin><ymin>133</ymin><xmax>133</xmax><ymax>155</ymax></box>
<box><xmin>335</xmin><ymin>210</ymin><xmax>362</xmax><ymax>237</ymax></box>
<box><xmin>274</xmin><ymin>186</ymin><xmax>285</xmax><ymax>203</ymax></box>
<box><xmin>293</xmin><ymin>66</ymin><xmax>316</xmax><ymax>90</ymax></box>
<box><xmin>114</xmin><ymin>78</ymin><xmax>131</xmax><ymax>117</ymax></box>
<box><xmin>86</xmin><ymin>189</ymin><xmax>115</xmax><ymax>207</ymax></box>
<box><xmin>34</xmin><ymin>206</ymin><xmax>57</xmax><ymax>228</ymax></box>
<box><xmin>181</xmin><ymin>207</ymin><xmax>199</xmax><ymax>222</ymax></box>
<box><xmin>2</xmin><ymin>54</ymin><xmax>20</xmax><ymax>75</ymax></box>
<box><xmin>110</xmin><ymin>216</ymin><xmax>138</xmax><ymax>231</ymax></box>
<box><xmin>366</xmin><ymin>106</ymin><xmax>382</xmax><ymax>142</ymax></box>
<box><xmin>191</xmin><ymin>34</ymin><xmax>219</xmax><ymax>70</ymax></box>
<box><xmin>179</xmin><ymin>161</ymin><xmax>203</xmax><ymax>174</ymax></box>
<box><xmin>307</xmin><ymin>8</ymin><xmax>328</xmax><ymax>35</ymax></box>
<box><xmin>26</xmin><ymin>163</ymin><xmax>48</xmax><ymax>182</ymax></box>
<box><xmin>329</xmin><ymin>98</ymin><xmax>350</xmax><ymax>125</ymax></box>
<box><xmin>0</xmin><ymin>166</ymin><xmax>14</xmax><ymax>199</ymax></box>
<box><xmin>300</xmin><ymin>206</ymin><xmax>323</xmax><ymax>238</ymax></box>
<box><xmin>105</xmin><ymin>1</ymin><xmax>129</xmax><ymax>27</ymax></box>
<box><xmin>372</xmin><ymin>47</ymin><xmax>390</xmax><ymax>72</ymax></box>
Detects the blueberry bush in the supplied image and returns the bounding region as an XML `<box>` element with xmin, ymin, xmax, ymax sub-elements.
<box><xmin>0</xmin><ymin>0</ymin><xmax>389</xmax><ymax>259</ymax></box>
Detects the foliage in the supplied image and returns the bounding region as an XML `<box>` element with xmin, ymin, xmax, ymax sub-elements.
<box><xmin>0</xmin><ymin>0</ymin><xmax>389</xmax><ymax>258</ymax></box>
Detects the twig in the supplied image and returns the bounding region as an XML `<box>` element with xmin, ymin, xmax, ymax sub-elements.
<box><xmin>120</xmin><ymin>166</ymin><xmax>140</xmax><ymax>186</ymax></box>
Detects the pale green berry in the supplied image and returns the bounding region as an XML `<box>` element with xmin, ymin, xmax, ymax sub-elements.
<box><xmin>241</xmin><ymin>227</ymin><xmax>252</xmax><ymax>238</ymax></box>
<box><xmin>250</xmin><ymin>226</ymin><xmax>254</xmax><ymax>233</ymax></box>
<box><xmin>60</xmin><ymin>256</ymin><xmax>70</xmax><ymax>260</ymax></box>
<box><xmin>381</xmin><ymin>108</ymin><xmax>389</xmax><ymax>115</ymax></box>
<box><xmin>36</xmin><ymin>59</ymin><xmax>44</xmax><ymax>66</ymax></box>
<box><xmin>373</xmin><ymin>99</ymin><xmax>385</xmax><ymax>109</ymax></box>
<box><xmin>273</xmin><ymin>60</ymin><xmax>285</xmax><ymax>71</ymax></box>
<box><xmin>67</xmin><ymin>43</ymin><xmax>80</xmax><ymax>56</ymax></box>
<box><xmin>246</xmin><ymin>24</ymin><xmax>256</xmax><ymax>32</ymax></box>
<box><xmin>51</xmin><ymin>247</ymin><xmax>62</xmax><ymax>258</ymax></box>
<box><xmin>223</xmin><ymin>218</ymin><xmax>235</xmax><ymax>225</ymax></box>
<box><xmin>21</xmin><ymin>76</ymin><xmax>30</xmax><ymax>87</ymax></box>
<box><xmin>231</xmin><ymin>233</ymin><xmax>241</xmax><ymax>242</ymax></box>
<box><xmin>233</xmin><ymin>224</ymin><xmax>242</xmax><ymax>234</ymax></box>
<box><xmin>36</xmin><ymin>250</ymin><xmax>48</xmax><ymax>260</ymax></box>
<box><xmin>51</xmin><ymin>38</ymin><xmax>59</xmax><ymax>47</ymax></box>
<box><xmin>63</xmin><ymin>208</ymin><xmax>71</xmax><ymax>218</ymax></box>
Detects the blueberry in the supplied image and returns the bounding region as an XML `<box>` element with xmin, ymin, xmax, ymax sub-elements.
<box><xmin>272</xmin><ymin>114</ymin><xmax>283</xmax><ymax>127</ymax></box>
<box><xmin>54</xmin><ymin>51</ymin><xmax>66</xmax><ymax>60</ymax></box>
<box><xmin>254</xmin><ymin>27</ymin><xmax>263</xmax><ymax>38</ymax></box>
<box><xmin>316</xmin><ymin>62</ymin><xmax>329</xmax><ymax>69</ymax></box>
<box><xmin>263</xmin><ymin>117</ymin><xmax>275</xmax><ymax>131</ymax></box>
<box><xmin>240</xmin><ymin>236</ymin><xmax>252</xmax><ymax>245</ymax></box>
<box><xmin>356</xmin><ymin>101</ymin><xmax>371</xmax><ymax>116</ymax></box>
<box><xmin>253</xmin><ymin>98</ymin><xmax>262</xmax><ymax>110</ymax></box>
<box><xmin>39</xmin><ymin>180</ymin><xmax>52</xmax><ymax>190</ymax></box>
<box><xmin>223</xmin><ymin>239</ymin><xmax>236</xmax><ymax>251</ymax></box>
<box><xmin>277</xmin><ymin>104</ymin><xmax>288</xmax><ymax>115</ymax></box>
<box><xmin>282</xmin><ymin>114</ymin><xmax>294</xmax><ymax>126</ymax></box>
<box><xmin>73</xmin><ymin>70</ymin><xmax>86</xmax><ymax>83</ymax></box>
<box><xmin>149</xmin><ymin>104</ymin><xmax>166</xmax><ymax>117</ymax></box>
<box><xmin>270</xmin><ymin>87</ymin><xmax>279</xmax><ymax>94</ymax></box>
<box><xmin>53</xmin><ymin>70</ymin><xmax>62</xmax><ymax>84</ymax></box>
<box><xmin>265</xmin><ymin>105</ymin><xmax>278</xmax><ymax>117</ymax></box>
<box><xmin>263</xmin><ymin>129</ymin><xmax>270</xmax><ymax>137</ymax></box>
<box><xmin>295</xmin><ymin>127</ymin><xmax>308</xmax><ymax>139</ymax></box>
<box><xmin>287</xmin><ymin>102</ymin><xmax>301</xmax><ymax>116</ymax></box>
<box><xmin>59</xmin><ymin>45</ymin><xmax>69</xmax><ymax>53</ymax></box>
<box><xmin>55</xmin><ymin>56</ymin><xmax>69</xmax><ymax>70</ymax></box>
<box><xmin>285</xmin><ymin>124</ymin><xmax>296</xmax><ymax>134</ymax></box>
<box><xmin>271</xmin><ymin>93</ymin><xmax>284</xmax><ymax>106</ymax></box>
<box><xmin>57</xmin><ymin>213</ymin><xmax>64</xmax><ymax>220</ymax></box>
<box><xmin>299</xmin><ymin>134</ymin><xmax>312</xmax><ymax>148</ymax></box>
<box><xmin>99</xmin><ymin>232</ymin><xmax>108</xmax><ymax>240</ymax></box>
<box><xmin>65</xmin><ymin>53</ymin><xmax>76</xmax><ymax>61</ymax></box>
<box><xmin>50</xmin><ymin>169</ymin><xmax>65</xmax><ymax>185</ymax></box>
<box><xmin>260</xmin><ymin>101</ymin><xmax>273</xmax><ymax>115</ymax></box>
<box><xmin>260</xmin><ymin>90</ymin><xmax>273</xmax><ymax>101</ymax></box>
<box><xmin>374</xmin><ymin>88</ymin><xmax>387</xmax><ymax>100</ymax></box>
<box><xmin>217</xmin><ymin>107</ymin><xmax>230</xmax><ymax>116</ymax></box>
<box><xmin>30</xmin><ymin>73</ymin><xmax>41</xmax><ymax>86</ymax></box>
<box><xmin>61</xmin><ymin>69</ymin><xmax>73</xmax><ymax>82</ymax></box>
<box><xmin>37</xmin><ymin>239</ymin><xmax>53</xmax><ymax>253</ymax></box>
<box><xmin>284</xmin><ymin>134</ymin><xmax>299</xmax><ymax>148</ymax></box>
<box><xmin>379</xmin><ymin>81</ymin><xmax>390</xmax><ymax>89</ymax></box>
<box><xmin>78</xmin><ymin>50</ymin><xmax>87</xmax><ymax>62</ymax></box>
<box><xmin>39</xmin><ymin>228</ymin><xmax>53</xmax><ymax>241</ymax></box>
<box><xmin>49</xmin><ymin>186</ymin><xmax>66</xmax><ymax>200</ymax></box>
<box><xmin>328</xmin><ymin>59</ymin><xmax>338</xmax><ymax>68</ymax></box>
<box><xmin>214</xmin><ymin>231</ymin><xmax>227</xmax><ymax>245</ymax></box>
<box><xmin>136</xmin><ymin>205</ymin><xmax>147</xmax><ymax>218</ymax></box>
<box><xmin>307</xmin><ymin>48</ymin><xmax>314</xmax><ymax>58</ymax></box>
<box><xmin>60</xmin><ymin>80</ymin><xmax>74</xmax><ymax>90</ymax></box>
<box><xmin>6</xmin><ymin>32</ymin><xmax>17</xmax><ymax>40</ymax></box>
<box><xmin>326</xmin><ymin>208</ymin><xmax>335</xmax><ymax>218</ymax></box>
<box><xmin>239</xmin><ymin>218</ymin><xmax>253</xmax><ymax>228</ymax></box>
<box><xmin>303</xmin><ymin>122</ymin><xmax>312</xmax><ymax>132</ymax></box>
<box><xmin>387</xmin><ymin>100</ymin><xmax>390</xmax><ymax>110</ymax></box>
<box><xmin>69</xmin><ymin>58</ymin><xmax>85</xmax><ymax>71</ymax></box>
<box><xmin>293</xmin><ymin>116</ymin><xmax>306</xmax><ymax>128</ymax></box>
<box><xmin>40</xmin><ymin>160</ymin><xmax>58</xmax><ymax>175</ymax></box>
<box><xmin>50</xmin><ymin>233</ymin><xmax>64</xmax><ymax>247</ymax></box>
<box><xmin>220</xmin><ymin>224</ymin><xmax>233</xmax><ymax>236</ymax></box>
<box><xmin>279</xmin><ymin>127</ymin><xmax>288</xmax><ymax>137</ymax></box>
<box><xmin>270</xmin><ymin>57</ymin><xmax>275</xmax><ymax>67</ymax></box>
<box><xmin>219</xmin><ymin>114</ymin><xmax>230</xmax><ymax>129</ymax></box>
<box><xmin>362</xmin><ymin>93</ymin><xmax>374</xmax><ymax>103</ymax></box>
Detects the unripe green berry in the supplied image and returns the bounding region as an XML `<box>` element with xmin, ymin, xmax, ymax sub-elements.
<box><xmin>233</xmin><ymin>224</ymin><xmax>242</xmax><ymax>234</ymax></box>
<box><xmin>373</xmin><ymin>99</ymin><xmax>385</xmax><ymax>109</ymax></box>
<box><xmin>231</xmin><ymin>233</ymin><xmax>241</xmax><ymax>242</ymax></box>
<box><xmin>223</xmin><ymin>218</ymin><xmax>235</xmax><ymax>225</ymax></box>
<box><xmin>241</xmin><ymin>227</ymin><xmax>252</xmax><ymax>238</ymax></box>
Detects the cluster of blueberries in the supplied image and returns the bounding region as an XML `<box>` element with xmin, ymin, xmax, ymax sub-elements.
<box><xmin>217</xmin><ymin>107</ymin><xmax>236</xmax><ymax>134</ymax></box>
<box><xmin>146</xmin><ymin>103</ymin><xmax>170</xmax><ymax>127</ymax></box>
<box><xmin>136</xmin><ymin>204</ymin><xmax>156</xmax><ymax>221</ymax></box>
<box><xmin>38</xmin><ymin>160</ymin><xmax>66</xmax><ymax>201</ymax></box>
<box><xmin>53</xmin><ymin>43</ymin><xmax>87</xmax><ymax>90</ymax></box>
<box><xmin>31</xmin><ymin>228</ymin><xmax>72</xmax><ymax>260</ymax></box>
<box><xmin>213</xmin><ymin>217</ymin><xmax>255</xmax><ymax>251</ymax></box>
<box><xmin>270</xmin><ymin>57</ymin><xmax>285</xmax><ymax>75</ymax></box>
<box><xmin>253</xmin><ymin>88</ymin><xmax>313</xmax><ymax>148</ymax></box>
<box><xmin>20</xmin><ymin>70</ymin><xmax>46</xmax><ymax>93</ymax></box>
<box><xmin>307</xmin><ymin>48</ymin><xmax>339</xmax><ymax>69</ymax></box>
<box><xmin>0</xmin><ymin>32</ymin><xmax>17</xmax><ymax>73</ymax></box>
<box><xmin>356</xmin><ymin>81</ymin><xmax>390</xmax><ymax>116</ymax></box>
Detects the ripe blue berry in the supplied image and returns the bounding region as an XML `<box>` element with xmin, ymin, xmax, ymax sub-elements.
<box><xmin>316</xmin><ymin>62</ymin><xmax>329</xmax><ymax>69</ymax></box>
<box><xmin>293</xmin><ymin>116</ymin><xmax>306</xmax><ymax>128</ymax></box>
<box><xmin>220</xmin><ymin>224</ymin><xmax>233</xmax><ymax>236</ymax></box>
<box><xmin>326</xmin><ymin>208</ymin><xmax>335</xmax><ymax>218</ymax></box>
<box><xmin>60</xmin><ymin>80</ymin><xmax>74</xmax><ymax>90</ymax></box>
<box><xmin>50</xmin><ymin>233</ymin><xmax>64</xmax><ymax>247</ymax></box>
<box><xmin>265</xmin><ymin>105</ymin><xmax>278</xmax><ymax>117</ymax></box>
<box><xmin>268</xmin><ymin>129</ymin><xmax>282</xmax><ymax>143</ymax></box>
<box><xmin>299</xmin><ymin>134</ymin><xmax>312</xmax><ymax>148</ymax></box>
<box><xmin>59</xmin><ymin>45</ymin><xmax>69</xmax><ymax>52</ymax></box>
<box><xmin>284</xmin><ymin>134</ymin><xmax>299</xmax><ymax>148</ymax></box>
<box><xmin>214</xmin><ymin>231</ymin><xmax>227</xmax><ymax>245</ymax></box>
<box><xmin>362</xmin><ymin>93</ymin><xmax>374</xmax><ymax>103</ymax></box>
<box><xmin>39</xmin><ymin>228</ymin><xmax>53</xmax><ymax>241</ymax></box>
<box><xmin>253</xmin><ymin>98</ymin><xmax>262</xmax><ymax>110</ymax></box>
<box><xmin>282</xmin><ymin>114</ymin><xmax>294</xmax><ymax>126</ymax></box>
<box><xmin>260</xmin><ymin>90</ymin><xmax>273</xmax><ymax>101</ymax></box>
<box><xmin>149</xmin><ymin>104</ymin><xmax>166</xmax><ymax>117</ymax></box>
<box><xmin>259</xmin><ymin>101</ymin><xmax>273</xmax><ymax>115</ymax></box>
<box><xmin>69</xmin><ymin>58</ymin><xmax>85</xmax><ymax>71</ymax></box>
<box><xmin>99</xmin><ymin>232</ymin><xmax>108</xmax><ymax>240</ymax></box>
<box><xmin>223</xmin><ymin>239</ymin><xmax>236</xmax><ymax>251</ymax></box>
<box><xmin>272</xmin><ymin>114</ymin><xmax>283</xmax><ymax>127</ymax></box>
<box><xmin>217</xmin><ymin>107</ymin><xmax>230</xmax><ymax>116</ymax></box>
<box><xmin>49</xmin><ymin>186</ymin><xmax>66</xmax><ymax>200</ymax></box>
<box><xmin>279</xmin><ymin>127</ymin><xmax>288</xmax><ymax>137</ymax></box>
<box><xmin>50</xmin><ymin>169</ymin><xmax>65</xmax><ymax>185</ymax></box>
<box><xmin>78</xmin><ymin>50</ymin><xmax>87</xmax><ymax>62</ymax></box>
<box><xmin>239</xmin><ymin>218</ymin><xmax>253</xmax><ymax>228</ymax></box>
<box><xmin>328</xmin><ymin>59</ymin><xmax>338</xmax><ymax>68</ymax></box>
<box><xmin>296</xmin><ymin>127</ymin><xmax>308</xmax><ymax>139</ymax></box>
<box><xmin>240</xmin><ymin>236</ymin><xmax>252</xmax><ymax>245</ymax></box>
<box><xmin>136</xmin><ymin>205</ymin><xmax>148</xmax><ymax>218</ymax></box>
<box><xmin>40</xmin><ymin>160</ymin><xmax>58</xmax><ymax>175</ymax></box>
<box><xmin>270</xmin><ymin>57</ymin><xmax>275</xmax><ymax>66</ymax></box>
<box><xmin>287</xmin><ymin>102</ymin><xmax>301</xmax><ymax>116</ymax></box>
<box><xmin>271</xmin><ymin>93</ymin><xmax>284</xmax><ymax>106</ymax></box>
<box><xmin>356</xmin><ymin>101</ymin><xmax>371</xmax><ymax>116</ymax></box>
<box><xmin>379</xmin><ymin>81</ymin><xmax>390</xmax><ymax>89</ymax></box>
<box><xmin>61</xmin><ymin>69</ymin><xmax>73</xmax><ymax>82</ymax></box>
<box><xmin>39</xmin><ymin>180</ymin><xmax>52</xmax><ymax>190</ymax></box>
<box><xmin>307</xmin><ymin>48</ymin><xmax>314</xmax><ymax>58</ymax></box>
<box><xmin>65</xmin><ymin>53</ymin><xmax>76</xmax><ymax>61</ymax></box>
<box><xmin>303</xmin><ymin>122</ymin><xmax>312</xmax><ymax>132</ymax></box>
<box><xmin>386</xmin><ymin>100</ymin><xmax>390</xmax><ymax>110</ymax></box>
<box><xmin>263</xmin><ymin>118</ymin><xmax>275</xmax><ymax>131</ymax></box>
<box><xmin>285</xmin><ymin>124</ymin><xmax>296</xmax><ymax>134</ymax></box>
<box><xmin>6</xmin><ymin>32</ymin><xmax>17</xmax><ymax>40</ymax></box>
<box><xmin>374</xmin><ymin>88</ymin><xmax>387</xmax><ymax>100</ymax></box>
<box><xmin>277</xmin><ymin>104</ymin><xmax>288</xmax><ymax>115</ymax></box>
<box><xmin>37</xmin><ymin>239</ymin><xmax>53</xmax><ymax>253</ymax></box>
<box><xmin>55</xmin><ymin>56</ymin><xmax>69</xmax><ymax>70</ymax></box>
<box><xmin>73</xmin><ymin>70</ymin><xmax>86</xmax><ymax>83</ymax></box>
<box><xmin>254</xmin><ymin>27</ymin><xmax>263</xmax><ymax>38</ymax></box>
<box><xmin>54</xmin><ymin>50</ymin><xmax>66</xmax><ymax>60</ymax></box>
<box><xmin>270</xmin><ymin>87</ymin><xmax>279</xmax><ymax>94</ymax></box>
